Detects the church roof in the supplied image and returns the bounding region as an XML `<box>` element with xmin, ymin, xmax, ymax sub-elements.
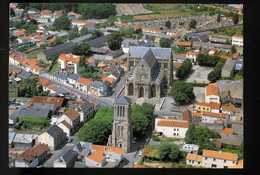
<box><xmin>129</xmin><ymin>46</ymin><xmax>172</xmax><ymax>60</ymax></box>
<box><xmin>142</xmin><ymin>49</ymin><xmax>157</xmax><ymax>69</ymax></box>
<box><xmin>115</xmin><ymin>96</ymin><xmax>129</xmax><ymax>105</ymax></box>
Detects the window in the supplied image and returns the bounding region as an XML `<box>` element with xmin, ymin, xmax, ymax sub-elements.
<box><xmin>213</xmin><ymin>158</ymin><xmax>216</xmax><ymax>161</ymax></box>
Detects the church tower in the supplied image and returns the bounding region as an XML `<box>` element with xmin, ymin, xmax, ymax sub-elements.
<box><xmin>111</xmin><ymin>96</ymin><xmax>132</xmax><ymax>153</ymax></box>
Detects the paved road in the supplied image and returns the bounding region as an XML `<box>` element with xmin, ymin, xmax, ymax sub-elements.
<box><xmin>39</xmin><ymin>73</ymin><xmax>114</xmax><ymax>107</ymax></box>
<box><xmin>113</xmin><ymin>73</ymin><xmax>127</xmax><ymax>98</ymax></box>
<box><xmin>43</xmin><ymin>143</ymin><xmax>74</xmax><ymax>167</ymax></box>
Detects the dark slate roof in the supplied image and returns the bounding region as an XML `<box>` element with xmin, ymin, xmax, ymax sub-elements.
<box><xmin>129</xmin><ymin>46</ymin><xmax>172</xmax><ymax>60</ymax></box>
<box><xmin>88</xmin><ymin>34</ymin><xmax>111</xmax><ymax>48</ymax></box>
<box><xmin>17</xmin><ymin>107</ymin><xmax>50</xmax><ymax>118</ymax></box>
<box><xmin>31</xmin><ymin>103</ymin><xmax>56</xmax><ymax>112</ymax></box>
<box><xmin>115</xmin><ymin>96</ymin><xmax>129</xmax><ymax>105</ymax></box>
<box><xmin>47</xmin><ymin>125</ymin><xmax>65</xmax><ymax>138</ymax></box>
<box><xmin>141</xmin><ymin>49</ymin><xmax>157</xmax><ymax>69</ymax></box>
<box><xmin>56</xmin><ymin>72</ymin><xmax>68</xmax><ymax>80</ymax></box>
<box><xmin>68</xmin><ymin>74</ymin><xmax>80</xmax><ymax>81</ymax></box>
<box><xmin>44</xmin><ymin>43</ymin><xmax>75</xmax><ymax>58</ymax></box>
<box><xmin>61</xmin><ymin>149</ymin><xmax>78</xmax><ymax>164</ymax></box>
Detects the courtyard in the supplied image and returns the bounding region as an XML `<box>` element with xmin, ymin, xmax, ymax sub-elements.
<box><xmin>186</xmin><ymin>65</ymin><xmax>213</xmax><ymax>84</ymax></box>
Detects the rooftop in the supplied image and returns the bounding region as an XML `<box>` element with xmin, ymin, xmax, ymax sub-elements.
<box><xmin>202</xmin><ymin>149</ymin><xmax>238</xmax><ymax>161</ymax></box>
<box><xmin>156</xmin><ymin>118</ymin><xmax>189</xmax><ymax>128</ymax></box>
<box><xmin>205</xmin><ymin>83</ymin><xmax>220</xmax><ymax>96</ymax></box>
<box><xmin>64</xmin><ymin>109</ymin><xmax>80</xmax><ymax>121</ymax></box>
<box><xmin>186</xmin><ymin>153</ymin><xmax>203</xmax><ymax>162</ymax></box>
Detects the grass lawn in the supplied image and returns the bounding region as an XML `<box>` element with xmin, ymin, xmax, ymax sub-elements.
<box><xmin>49</xmin><ymin>63</ymin><xmax>60</xmax><ymax>75</ymax></box>
<box><xmin>19</xmin><ymin>116</ymin><xmax>50</xmax><ymax>127</ymax></box>
<box><xmin>211</xmin><ymin>25</ymin><xmax>243</xmax><ymax>37</ymax></box>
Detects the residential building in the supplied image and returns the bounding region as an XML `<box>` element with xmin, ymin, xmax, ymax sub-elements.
<box><xmin>68</xmin><ymin>100</ymin><xmax>95</xmax><ymax>123</ymax></box>
<box><xmin>209</xmin><ymin>35</ymin><xmax>230</xmax><ymax>44</ymax></box>
<box><xmin>75</xmin><ymin>77</ymin><xmax>93</xmax><ymax>93</ymax></box>
<box><xmin>232</xmin><ymin>35</ymin><xmax>243</xmax><ymax>47</ymax></box>
<box><xmin>67</xmin><ymin>74</ymin><xmax>80</xmax><ymax>86</ymax></box>
<box><xmin>58</xmin><ymin>53</ymin><xmax>80</xmax><ymax>74</ymax></box>
<box><xmin>181</xmin><ymin>144</ymin><xmax>199</xmax><ymax>154</ymax></box>
<box><xmin>186</xmin><ymin>149</ymin><xmax>241</xmax><ymax>168</ymax></box>
<box><xmin>202</xmin><ymin>149</ymin><xmax>239</xmax><ymax>168</ymax></box>
<box><xmin>195</xmin><ymin>102</ymin><xmax>221</xmax><ymax>113</ymax></box>
<box><xmin>71</xmin><ymin>19</ymin><xmax>96</xmax><ymax>31</ymax></box>
<box><xmin>205</xmin><ymin>83</ymin><xmax>220</xmax><ymax>103</ymax></box>
<box><xmin>57</xmin><ymin>120</ymin><xmax>73</xmax><ymax>137</ymax></box>
<box><xmin>37</xmin><ymin>125</ymin><xmax>67</xmax><ymax>150</ymax></box>
<box><xmin>154</xmin><ymin>118</ymin><xmax>189</xmax><ymax>138</ymax></box>
<box><xmin>53</xmin><ymin>149</ymin><xmax>78</xmax><ymax>168</ymax></box>
<box><xmin>89</xmin><ymin>81</ymin><xmax>109</xmax><ymax>97</ymax></box>
<box><xmin>185</xmin><ymin>50</ymin><xmax>199</xmax><ymax>63</ymax></box>
<box><xmin>192</xmin><ymin>111</ymin><xmax>228</xmax><ymax>124</ymax></box>
<box><xmin>15</xmin><ymin>144</ymin><xmax>49</xmax><ymax>167</ymax></box>
<box><xmin>12</xmin><ymin>133</ymin><xmax>38</xmax><ymax>149</ymax></box>
<box><xmin>30</xmin><ymin>96</ymin><xmax>64</xmax><ymax>112</ymax></box>
<box><xmin>59</xmin><ymin>109</ymin><xmax>80</xmax><ymax>130</ymax></box>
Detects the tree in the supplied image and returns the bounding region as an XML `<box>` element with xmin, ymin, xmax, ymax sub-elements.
<box><xmin>68</xmin><ymin>27</ymin><xmax>80</xmax><ymax>40</ymax></box>
<box><xmin>176</xmin><ymin>60</ymin><xmax>192</xmax><ymax>79</ymax></box>
<box><xmin>197</xmin><ymin>54</ymin><xmax>219</xmax><ymax>67</ymax></box>
<box><xmin>77</xmin><ymin>107</ymin><xmax>113</xmax><ymax>144</ymax></box>
<box><xmin>92</xmin><ymin>30</ymin><xmax>103</xmax><ymax>39</ymax></box>
<box><xmin>108</xmin><ymin>32</ymin><xmax>123</xmax><ymax>50</ymax></box>
<box><xmin>53</xmin><ymin>15</ymin><xmax>71</xmax><ymax>30</ymax></box>
<box><xmin>159</xmin><ymin>38</ymin><xmax>172</xmax><ymax>48</ymax></box>
<box><xmin>76</xmin><ymin>4</ymin><xmax>116</xmax><ymax>19</ymax></box>
<box><xmin>159</xmin><ymin>143</ymin><xmax>182</xmax><ymax>161</ymax></box>
<box><xmin>72</xmin><ymin>43</ymin><xmax>90</xmax><ymax>56</ymax></box>
<box><xmin>208</xmin><ymin>60</ymin><xmax>225</xmax><ymax>82</ymax></box>
<box><xmin>169</xmin><ymin>81</ymin><xmax>195</xmax><ymax>105</ymax></box>
<box><xmin>232</xmin><ymin>13</ymin><xmax>239</xmax><ymax>25</ymax></box>
<box><xmin>80</xmin><ymin>27</ymin><xmax>89</xmax><ymax>36</ymax></box>
<box><xmin>189</xmin><ymin>19</ymin><xmax>197</xmax><ymax>29</ymax></box>
<box><xmin>165</xmin><ymin>20</ymin><xmax>171</xmax><ymax>29</ymax></box>
<box><xmin>185</xmin><ymin>125</ymin><xmax>221</xmax><ymax>150</ymax></box>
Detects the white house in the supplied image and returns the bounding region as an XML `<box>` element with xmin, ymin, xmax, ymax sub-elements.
<box><xmin>75</xmin><ymin>77</ymin><xmax>93</xmax><ymax>93</ymax></box>
<box><xmin>154</xmin><ymin>118</ymin><xmax>189</xmax><ymax>138</ymax></box>
<box><xmin>205</xmin><ymin>83</ymin><xmax>220</xmax><ymax>104</ymax></box>
<box><xmin>232</xmin><ymin>35</ymin><xmax>243</xmax><ymax>47</ymax></box>
<box><xmin>181</xmin><ymin>144</ymin><xmax>199</xmax><ymax>154</ymax></box>
<box><xmin>192</xmin><ymin>111</ymin><xmax>228</xmax><ymax>124</ymax></box>
<box><xmin>186</xmin><ymin>149</ymin><xmax>240</xmax><ymax>168</ymax></box>
<box><xmin>58</xmin><ymin>53</ymin><xmax>80</xmax><ymax>74</ymax></box>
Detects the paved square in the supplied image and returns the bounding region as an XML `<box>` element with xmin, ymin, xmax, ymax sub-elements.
<box><xmin>186</xmin><ymin>65</ymin><xmax>213</xmax><ymax>84</ymax></box>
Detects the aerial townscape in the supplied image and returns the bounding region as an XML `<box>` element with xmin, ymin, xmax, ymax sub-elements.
<box><xmin>8</xmin><ymin>3</ymin><xmax>243</xmax><ymax>168</ymax></box>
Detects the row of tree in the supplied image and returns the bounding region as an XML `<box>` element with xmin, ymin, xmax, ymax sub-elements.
<box><xmin>176</xmin><ymin>60</ymin><xmax>193</xmax><ymax>79</ymax></box>
<box><xmin>77</xmin><ymin>103</ymin><xmax>154</xmax><ymax>144</ymax></box>
<box><xmin>197</xmin><ymin>54</ymin><xmax>219</xmax><ymax>67</ymax></box>
<box><xmin>208</xmin><ymin>59</ymin><xmax>225</xmax><ymax>82</ymax></box>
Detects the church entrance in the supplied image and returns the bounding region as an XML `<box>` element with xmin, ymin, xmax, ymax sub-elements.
<box><xmin>128</xmin><ymin>83</ymin><xmax>134</xmax><ymax>96</ymax></box>
<box><xmin>139</xmin><ymin>86</ymin><xmax>144</xmax><ymax>97</ymax></box>
<box><xmin>151</xmin><ymin>85</ymin><xmax>156</xmax><ymax>98</ymax></box>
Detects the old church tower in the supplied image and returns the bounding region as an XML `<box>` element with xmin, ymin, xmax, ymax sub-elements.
<box><xmin>111</xmin><ymin>96</ymin><xmax>132</xmax><ymax>153</ymax></box>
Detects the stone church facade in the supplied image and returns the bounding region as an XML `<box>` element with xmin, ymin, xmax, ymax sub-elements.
<box><xmin>125</xmin><ymin>46</ymin><xmax>173</xmax><ymax>99</ymax></box>
<box><xmin>109</xmin><ymin>96</ymin><xmax>132</xmax><ymax>153</ymax></box>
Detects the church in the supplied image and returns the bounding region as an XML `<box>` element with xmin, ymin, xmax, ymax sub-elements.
<box><xmin>125</xmin><ymin>46</ymin><xmax>174</xmax><ymax>99</ymax></box>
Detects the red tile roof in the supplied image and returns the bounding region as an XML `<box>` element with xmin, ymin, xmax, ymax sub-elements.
<box><xmin>156</xmin><ymin>118</ymin><xmax>189</xmax><ymax>128</ymax></box>
<box><xmin>58</xmin><ymin>53</ymin><xmax>80</xmax><ymax>64</ymax></box>
<box><xmin>64</xmin><ymin>109</ymin><xmax>80</xmax><ymax>121</ymax></box>
<box><xmin>17</xmin><ymin>144</ymin><xmax>49</xmax><ymax>161</ymax></box>
<box><xmin>206</xmin><ymin>83</ymin><xmax>220</xmax><ymax>96</ymax></box>
<box><xmin>31</xmin><ymin>96</ymin><xmax>64</xmax><ymax>106</ymax></box>
<box><xmin>202</xmin><ymin>149</ymin><xmax>238</xmax><ymax>161</ymax></box>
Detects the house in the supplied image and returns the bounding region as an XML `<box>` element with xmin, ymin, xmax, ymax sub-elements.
<box><xmin>57</xmin><ymin>120</ymin><xmax>73</xmax><ymax>137</ymax></box>
<box><xmin>232</xmin><ymin>35</ymin><xmax>243</xmax><ymax>47</ymax></box>
<box><xmin>202</xmin><ymin>149</ymin><xmax>239</xmax><ymax>168</ymax></box>
<box><xmin>38</xmin><ymin>77</ymin><xmax>58</xmax><ymax>94</ymax></box>
<box><xmin>84</xmin><ymin>144</ymin><xmax>123</xmax><ymax>168</ymax></box>
<box><xmin>221</xmin><ymin>59</ymin><xmax>236</xmax><ymax>78</ymax></box>
<box><xmin>186</xmin><ymin>153</ymin><xmax>203</xmax><ymax>167</ymax></box>
<box><xmin>53</xmin><ymin>149</ymin><xmax>78</xmax><ymax>168</ymax></box>
<box><xmin>58</xmin><ymin>53</ymin><xmax>80</xmax><ymax>74</ymax></box>
<box><xmin>75</xmin><ymin>77</ymin><xmax>93</xmax><ymax>93</ymax></box>
<box><xmin>176</xmin><ymin>40</ymin><xmax>192</xmax><ymax>48</ymax></box>
<box><xmin>15</xmin><ymin>143</ymin><xmax>49</xmax><ymax>168</ymax></box>
<box><xmin>67</xmin><ymin>74</ymin><xmax>80</xmax><ymax>86</ymax></box>
<box><xmin>186</xmin><ymin>149</ymin><xmax>241</xmax><ymax>168</ymax></box>
<box><xmin>195</xmin><ymin>102</ymin><xmax>221</xmax><ymax>113</ymax></box>
<box><xmin>67</xmin><ymin>100</ymin><xmax>95</xmax><ymax>123</ymax></box>
<box><xmin>181</xmin><ymin>144</ymin><xmax>199</xmax><ymax>154</ymax></box>
<box><xmin>221</xmin><ymin>103</ymin><xmax>237</xmax><ymax>120</ymax></box>
<box><xmin>37</xmin><ymin>9</ymin><xmax>52</xmax><ymax>24</ymax></box>
<box><xmin>71</xmin><ymin>19</ymin><xmax>96</xmax><ymax>31</ymax></box>
<box><xmin>12</xmin><ymin>133</ymin><xmax>38</xmax><ymax>149</ymax></box>
<box><xmin>192</xmin><ymin>111</ymin><xmax>228</xmax><ymax>124</ymax></box>
<box><xmin>101</xmin><ymin>76</ymin><xmax>116</xmax><ymax>87</ymax></box>
<box><xmin>154</xmin><ymin>118</ymin><xmax>189</xmax><ymax>138</ymax></box>
<box><xmin>68</xmin><ymin>11</ymin><xmax>82</xmax><ymax>20</ymax></box>
<box><xmin>54</xmin><ymin>72</ymin><xmax>69</xmax><ymax>85</ymax></box>
<box><xmin>89</xmin><ymin>81</ymin><xmax>110</xmax><ymax>97</ymax></box>
<box><xmin>205</xmin><ymin>83</ymin><xmax>220</xmax><ymax>103</ymax></box>
<box><xmin>209</xmin><ymin>35</ymin><xmax>230</xmax><ymax>44</ymax></box>
<box><xmin>185</xmin><ymin>50</ymin><xmax>199</xmax><ymax>63</ymax></box>
<box><xmin>217</xmin><ymin>80</ymin><xmax>243</xmax><ymax>106</ymax></box>
<box><xmin>30</xmin><ymin>96</ymin><xmax>64</xmax><ymax>112</ymax></box>
<box><xmin>37</xmin><ymin>125</ymin><xmax>67</xmax><ymax>150</ymax></box>
<box><xmin>59</xmin><ymin>109</ymin><xmax>80</xmax><ymax>131</ymax></box>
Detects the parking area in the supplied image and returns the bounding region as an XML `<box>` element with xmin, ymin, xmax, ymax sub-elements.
<box><xmin>186</xmin><ymin>65</ymin><xmax>213</xmax><ymax>84</ymax></box>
